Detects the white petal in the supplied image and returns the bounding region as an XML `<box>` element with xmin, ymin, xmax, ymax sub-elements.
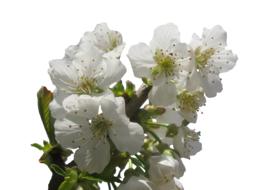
<box><xmin>150</xmin><ymin>23</ymin><xmax>180</xmax><ymax>51</ymax></box>
<box><xmin>74</xmin><ymin>137</ymin><xmax>110</xmax><ymax>174</ymax></box>
<box><xmin>73</xmin><ymin>43</ymin><xmax>103</xmax><ymax>70</ymax></box>
<box><xmin>65</xmin><ymin>44</ymin><xmax>80</xmax><ymax>59</ymax></box>
<box><xmin>152</xmin><ymin>127</ymin><xmax>173</xmax><ymax>145</ymax></box>
<box><xmin>209</xmin><ymin>49</ymin><xmax>237</xmax><ymax>73</ymax></box>
<box><xmin>98</xmin><ymin>58</ymin><xmax>126</xmax><ymax>87</ymax></box>
<box><xmin>118</xmin><ymin>176</ymin><xmax>156</xmax><ymax>190</ymax></box>
<box><xmin>100</xmin><ymin>96</ymin><xmax>126</xmax><ymax>119</ymax></box>
<box><xmin>63</xmin><ymin>94</ymin><xmax>99</xmax><ymax>124</ymax></box>
<box><xmin>109</xmin><ymin>118</ymin><xmax>144</xmax><ymax>154</ymax></box>
<box><xmin>128</xmin><ymin>43</ymin><xmax>155</xmax><ymax>78</ymax></box>
<box><xmin>180</xmin><ymin>111</ymin><xmax>197</xmax><ymax>123</ymax></box>
<box><xmin>190</xmin><ymin>33</ymin><xmax>202</xmax><ymax>49</ymax></box>
<box><xmin>201</xmin><ymin>72</ymin><xmax>223</xmax><ymax>97</ymax></box>
<box><xmin>202</xmin><ymin>25</ymin><xmax>227</xmax><ymax>49</ymax></box>
<box><xmin>159</xmin><ymin>178</ymin><xmax>184</xmax><ymax>190</ymax></box>
<box><xmin>48</xmin><ymin>59</ymin><xmax>79</xmax><ymax>93</ymax></box>
<box><xmin>156</xmin><ymin>107</ymin><xmax>183</xmax><ymax>126</ymax></box>
<box><xmin>54</xmin><ymin>119</ymin><xmax>83</xmax><ymax>149</ymax></box>
<box><xmin>103</xmin><ymin>43</ymin><xmax>125</xmax><ymax>59</ymax></box>
<box><xmin>82</xmin><ymin>23</ymin><xmax>123</xmax><ymax>57</ymax></box>
<box><xmin>49</xmin><ymin>90</ymin><xmax>68</xmax><ymax>119</ymax></box>
<box><xmin>148</xmin><ymin>82</ymin><xmax>177</xmax><ymax>106</ymax></box>
<box><xmin>149</xmin><ymin>155</ymin><xmax>184</xmax><ymax>184</ymax></box>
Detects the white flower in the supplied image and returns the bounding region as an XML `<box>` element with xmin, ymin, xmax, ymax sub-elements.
<box><xmin>118</xmin><ymin>176</ymin><xmax>157</xmax><ymax>190</ymax></box>
<box><xmin>157</xmin><ymin>87</ymin><xmax>206</xmax><ymax>124</ymax></box>
<box><xmin>189</xmin><ymin>25</ymin><xmax>237</xmax><ymax>97</ymax></box>
<box><xmin>48</xmin><ymin>44</ymin><xmax>126</xmax><ymax>119</ymax></box>
<box><xmin>81</xmin><ymin>23</ymin><xmax>124</xmax><ymax>59</ymax></box>
<box><xmin>148</xmin><ymin>154</ymin><xmax>185</xmax><ymax>185</ymax></box>
<box><xmin>173</xmin><ymin>126</ymin><xmax>202</xmax><ymax>159</ymax></box>
<box><xmin>128</xmin><ymin>23</ymin><xmax>192</xmax><ymax>106</ymax></box>
<box><xmin>49</xmin><ymin>46</ymin><xmax>125</xmax><ymax>96</ymax></box>
<box><xmin>54</xmin><ymin>94</ymin><xmax>144</xmax><ymax>173</ymax></box>
<box><xmin>158</xmin><ymin>178</ymin><xmax>184</xmax><ymax>190</ymax></box>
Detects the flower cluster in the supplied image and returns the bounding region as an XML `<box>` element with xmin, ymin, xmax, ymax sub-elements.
<box><xmin>35</xmin><ymin>23</ymin><xmax>237</xmax><ymax>190</ymax></box>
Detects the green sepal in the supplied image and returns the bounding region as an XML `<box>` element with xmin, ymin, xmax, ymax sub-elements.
<box><xmin>58</xmin><ymin>168</ymin><xmax>78</xmax><ymax>190</ymax></box>
<box><xmin>142</xmin><ymin>78</ymin><xmax>152</xmax><ymax>86</ymax></box>
<box><xmin>111</xmin><ymin>80</ymin><xmax>125</xmax><ymax>96</ymax></box>
<box><xmin>37</xmin><ymin>86</ymin><xmax>56</xmax><ymax>145</ymax></box>
<box><xmin>31</xmin><ymin>143</ymin><xmax>44</xmax><ymax>151</ymax></box>
<box><xmin>125</xmin><ymin>80</ymin><xmax>136</xmax><ymax>97</ymax></box>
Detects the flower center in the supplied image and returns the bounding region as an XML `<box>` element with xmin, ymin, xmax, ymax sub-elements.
<box><xmin>195</xmin><ymin>47</ymin><xmax>215</xmax><ymax>69</ymax></box>
<box><xmin>77</xmin><ymin>77</ymin><xmax>103</xmax><ymax>95</ymax></box>
<box><xmin>90</xmin><ymin>115</ymin><xmax>112</xmax><ymax>138</ymax></box>
<box><xmin>152</xmin><ymin>49</ymin><xmax>176</xmax><ymax>77</ymax></box>
<box><xmin>177</xmin><ymin>90</ymin><xmax>203</xmax><ymax>112</ymax></box>
<box><xmin>107</xmin><ymin>32</ymin><xmax>121</xmax><ymax>51</ymax></box>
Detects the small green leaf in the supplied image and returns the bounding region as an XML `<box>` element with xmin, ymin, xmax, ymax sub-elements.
<box><xmin>142</xmin><ymin>78</ymin><xmax>152</xmax><ymax>86</ymax></box>
<box><xmin>111</xmin><ymin>81</ymin><xmax>125</xmax><ymax>96</ymax></box>
<box><xmin>37</xmin><ymin>87</ymin><xmax>56</xmax><ymax>144</ymax></box>
<box><xmin>58</xmin><ymin>169</ymin><xmax>78</xmax><ymax>190</ymax></box>
<box><xmin>31</xmin><ymin>143</ymin><xmax>44</xmax><ymax>151</ymax></box>
<box><xmin>125</xmin><ymin>81</ymin><xmax>135</xmax><ymax>97</ymax></box>
<box><xmin>50</xmin><ymin>164</ymin><xmax>66</xmax><ymax>177</ymax></box>
<box><xmin>79</xmin><ymin>173</ymin><xmax>102</xmax><ymax>182</ymax></box>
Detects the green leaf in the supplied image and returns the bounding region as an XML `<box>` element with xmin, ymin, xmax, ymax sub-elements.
<box><xmin>142</xmin><ymin>78</ymin><xmax>152</xmax><ymax>86</ymax></box>
<box><xmin>37</xmin><ymin>86</ymin><xmax>56</xmax><ymax>144</ymax></box>
<box><xmin>125</xmin><ymin>81</ymin><xmax>135</xmax><ymax>97</ymax></box>
<box><xmin>58</xmin><ymin>169</ymin><xmax>78</xmax><ymax>190</ymax></box>
<box><xmin>31</xmin><ymin>143</ymin><xmax>44</xmax><ymax>151</ymax></box>
<box><xmin>111</xmin><ymin>81</ymin><xmax>125</xmax><ymax>96</ymax></box>
<box><xmin>50</xmin><ymin>164</ymin><xmax>66</xmax><ymax>177</ymax></box>
<box><xmin>79</xmin><ymin>173</ymin><xmax>102</xmax><ymax>182</ymax></box>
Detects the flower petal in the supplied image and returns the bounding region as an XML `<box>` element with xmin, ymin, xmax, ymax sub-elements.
<box><xmin>118</xmin><ymin>176</ymin><xmax>155</xmax><ymax>190</ymax></box>
<box><xmin>49</xmin><ymin>90</ymin><xmax>69</xmax><ymax>119</ymax></box>
<box><xmin>209</xmin><ymin>49</ymin><xmax>237</xmax><ymax>73</ymax></box>
<box><xmin>148</xmin><ymin>82</ymin><xmax>177</xmax><ymax>106</ymax></box>
<box><xmin>54</xmin><ymin>119</ymin><xmax>83</xmax><ymax>149</ymax></box>
<box><xmin>48</xmin><ymin>59</ymin><xmax>79</xmax><ymax>93</ymax></box>
<box><xmin>202</xmin><ymin>25</ymin><xmax>227</xmax><ymax>49</ymax></box>
<box><xmin>128</xmin><ymin>43</ymin><xmax>155</xmax><ymax>78</ymax></box>
<box><xmin>109</xmin><ymin>118</ymin><xmax>144</xmax><ymax>154</ymax></box>
<box><xmin>156</xmin><ymin>107</ymin><xmax>183</xmax><ymax>126</ymax></box>
<box><xmin>98</xmin><ymin>58</ymin><xmax>126</xmax><ymax>87</ymax></box>
<box><xmin>74</xmin><ymin>137</ymin><xmax>110</xmax><ymax>174</ymax></box>
<box><xmin>150</xmin><ymin>23</ymin><xmax>180</xmax><ymax>51</ymax></box>
<box><xmin>63</xmin><ymin>94</ymin><xmax>99</xmax><ymax>124</ymax></box>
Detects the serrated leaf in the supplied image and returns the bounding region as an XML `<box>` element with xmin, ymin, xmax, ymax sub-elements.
<box><xmin>37</xmin><ymin>86</ymin><xmax>56</xmax><ymax>144</ymax></box>
<box><xmin>111</xmin><ymin>80</ymin><xmax>125</xmax><ymax>96</ymax></box>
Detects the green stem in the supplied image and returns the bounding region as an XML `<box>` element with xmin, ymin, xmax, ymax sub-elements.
<box><xmin>108</xmin><ymin>183</ymin><xmax>112</xmax><ymax>190</ymax></box>
<box><xmin>144</xmin><ymin>121</ymin><xmax>171</xmax><ymax>128</ymax></box>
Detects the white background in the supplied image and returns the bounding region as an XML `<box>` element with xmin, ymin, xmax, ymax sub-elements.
<box><xmin>0</xmin><ymin>0</ymin><xmax>252</xmax><ymax>189</ymax></box>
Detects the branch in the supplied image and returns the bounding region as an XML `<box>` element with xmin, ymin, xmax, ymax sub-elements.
<box><xmin>126</xmin><ymin>84</ymin><xmax>152</xmax><ymax>120</ymax></box>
